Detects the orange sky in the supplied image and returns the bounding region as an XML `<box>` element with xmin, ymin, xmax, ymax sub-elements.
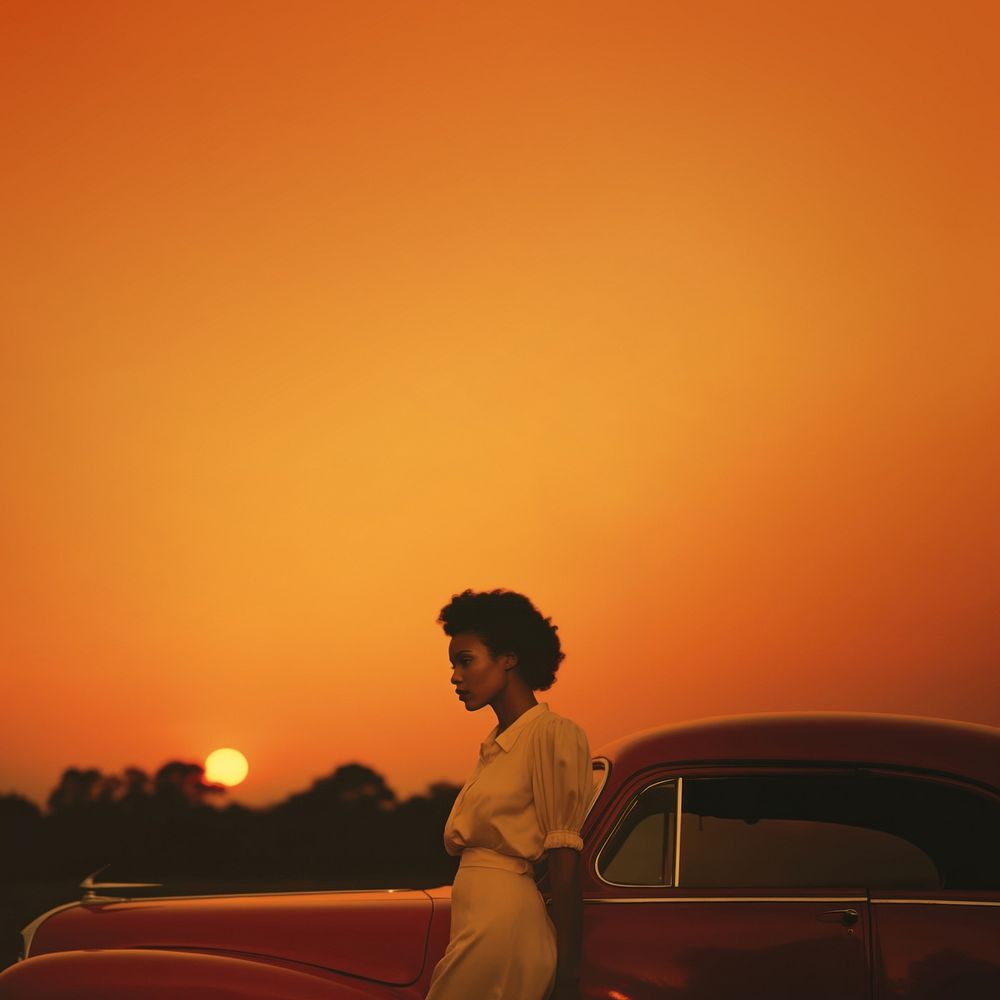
<box><xmin>2</xmin><ymin>1</ymin><xmax>998</xmax><ymax>810</ymax></box>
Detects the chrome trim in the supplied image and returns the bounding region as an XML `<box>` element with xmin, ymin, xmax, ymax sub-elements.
<box><xmin>674</xmin><ymin>776</ymin><xmax>683</xmax><ymax>887</ymax></box>
<box><xmin>587</xmin><ymin>757</ymin><xmax>611</xmax><ymax>818</ymax></box>
<box><xmin>871</xmin><ymin>898</ymin><xmax>1000</xmax><ymax>907</ymax></box>
<box><xmin>586</xmin><ymin>896</ymin><xmax>867</xmax><ymax>904</ymax></box>
<box><xmin>80</xmin><ymin>864</ymin><xmax>163</xmax><ymax>903</ymax></box>
<box><xmin>97</xmin><ymin>886</ymin><xmax>421</xmax><ymax>902</ymax></box>
<box><xmin>20</xmin><ymin>901</ymin><xmax>84</xmax><ymax>961</ymax></box>
<box><xmin>594</xmin><ymin>778</ymin><xmax>678</xmax><ymax>888</ymax></box>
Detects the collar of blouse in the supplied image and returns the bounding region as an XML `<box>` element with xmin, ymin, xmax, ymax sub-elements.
<box><xmin>480</xmin><ymin>702</ymin><xmax>549</xmax><ymax>762</ymax></box>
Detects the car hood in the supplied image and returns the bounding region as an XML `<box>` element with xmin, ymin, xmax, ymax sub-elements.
<box><xmin>28</xmin><ymin>888</ymin><xmax>436</xmax><ymax>986</ymax></box>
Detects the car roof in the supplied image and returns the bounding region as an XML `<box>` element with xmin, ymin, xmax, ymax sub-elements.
<box><xmin>595</xmin><ymin>712</ymin><xmax>1000</xmax><ymax>793</ymax></box>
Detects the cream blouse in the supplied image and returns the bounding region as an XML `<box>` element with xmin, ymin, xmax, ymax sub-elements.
<box><xmin>443</xmin><ymin>702</ymin><xmax>592</xmax><ymax>862</ymax></box>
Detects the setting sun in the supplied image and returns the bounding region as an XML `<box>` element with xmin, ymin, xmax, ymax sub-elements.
<box><xmin>204</xmin><ymin>748</ymin><xmax>250</xmax><ymax>787</ymax></box>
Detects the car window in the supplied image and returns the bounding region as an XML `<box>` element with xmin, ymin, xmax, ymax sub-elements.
<box><xmin>596</xmin><ymin>780</ymin><xmax>676</xmax><ymax>886</ymax></box>
<box><xmin>679</xmin><ymin>772</ymin><xmax>1000</xmax><ymax>890</ymax></box>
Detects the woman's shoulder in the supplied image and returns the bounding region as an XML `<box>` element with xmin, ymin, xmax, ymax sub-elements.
<box><xmin>532</xmin><ymin>706</ymin><xmax>590</xmax><ymax>748</ymax></box>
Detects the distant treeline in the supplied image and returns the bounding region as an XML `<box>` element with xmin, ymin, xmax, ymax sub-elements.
<box><xmin>0</xmin><ymin>762</ymin><xmax>462</xmax><ymax>889</ymax></box>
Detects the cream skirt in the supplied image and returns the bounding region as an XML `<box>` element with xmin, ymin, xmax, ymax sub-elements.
<box><xmin>425</xmin><ymin>848</ymin><xmax>557</xmax><ymax>1000</ymax></box>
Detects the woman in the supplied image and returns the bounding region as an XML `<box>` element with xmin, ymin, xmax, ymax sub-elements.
<box><xmin>425</xmin><ymin>588</ymin><xmax>591</xmax><ymax>1000</ymax></box>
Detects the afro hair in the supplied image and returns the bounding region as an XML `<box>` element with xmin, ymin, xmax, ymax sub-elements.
<box><xmin>437</xmin><ymin>588</ymin><xmax>566</xmax><ymax>691</ymax></box>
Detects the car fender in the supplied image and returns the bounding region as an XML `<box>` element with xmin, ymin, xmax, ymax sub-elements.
<box><xmin>0</xmin><ymin>948</ymin><xmax>409</xmax><ymax>999</ymax></box>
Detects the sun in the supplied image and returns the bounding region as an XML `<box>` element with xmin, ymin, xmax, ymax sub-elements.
<box><xmin>204</xmin><ymin>747</ymin><xmax>249</xmax><ymax>787</ymax></box>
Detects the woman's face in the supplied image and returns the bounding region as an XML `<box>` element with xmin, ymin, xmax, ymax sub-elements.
<box><xmin>448</xmin><ymin>632</ymin><xmax>514</xmax><ymax>712</ymax></box>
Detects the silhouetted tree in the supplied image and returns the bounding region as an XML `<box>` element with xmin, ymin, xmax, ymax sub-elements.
<box><xmin>0</xmin><ymin>793</ymin><xmax>41</xmax><ymax>824</ymax></box>
<box><xmin>94</xmin><ymin>774</ymin><xmax>123</xmax><ymax>804</ymax></box>
<box><xmin>7</xmin><ymin>761</ymin><xmax>462</xmax><ymax>891</ymax></box>
<box><xmin>281</xmin><ymin>763</ymin><xmax>397</xmax><ymax>812</ymax></box>
<box><xmin>267</xmin><ymin>763</ymin><xmax>400</xmax><ymax>877</ymax></box>
<box><xmin>115</xmin><ymin>767</ymin><xmax>152</xmax><ymax>815</ymax></box>
<box><xmin>153</xmin><ymin>762</ymin><xmax>225</xmax><ymax>808</ymax></box>
<box><xmin>392</xmin><ymin>782</ymin><xmax>462</xmax><ymax>882</ymax></box>
<box><xmin>46</xmin><ymin>768</ymin><xmax>105</xmax><ymax>814</ymax></box>
<box><xmin>0</xmin><ymin>794</ymin><xmax>44</xmax><ymax>880</ymax></box>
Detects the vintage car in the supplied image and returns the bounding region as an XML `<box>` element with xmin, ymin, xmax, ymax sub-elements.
<box><xmin>2</xmin><ymin>711</ymin><xmax>999</xmax><ymax>998</ymax></box>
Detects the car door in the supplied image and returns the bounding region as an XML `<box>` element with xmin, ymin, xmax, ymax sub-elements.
<box><xmin>583</xmin><ymin>768</ymin><xmax>878</xmax><ymax>1000</ymax></box>
<box><xmin>860</xmin><ymin>769</ymin><xmax>1000</xmax><ymax>1000</ymax></box>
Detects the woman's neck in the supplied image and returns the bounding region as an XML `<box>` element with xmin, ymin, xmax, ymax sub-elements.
<box><xmin>492</xmin><ymin>685</ymin><xmax>538</xmax><ymax>733</ymax></box>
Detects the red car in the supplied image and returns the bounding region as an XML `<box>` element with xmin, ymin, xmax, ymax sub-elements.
<box><xmin>3</xmin><ymin>711</ymin><xmax>999</xmax><ymax>998</ymax></box>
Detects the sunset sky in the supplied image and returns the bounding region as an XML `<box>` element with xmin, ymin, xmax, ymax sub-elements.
<box><xmin>2</xmin><ymin>2</ymin><xmax>998</xmax><ymax>810</ymax></box>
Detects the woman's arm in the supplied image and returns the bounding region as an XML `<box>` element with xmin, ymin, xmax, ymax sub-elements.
<box><xmin>548</xmin><ymin>846</ymin><xmax>583</xmax><ymax>1000</ymax></box>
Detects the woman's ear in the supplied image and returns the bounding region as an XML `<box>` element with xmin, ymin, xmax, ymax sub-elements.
<box><xmin>501</xmin><ymin>652</ymin><xmax>519</xmax><ymax>672</ymax></box>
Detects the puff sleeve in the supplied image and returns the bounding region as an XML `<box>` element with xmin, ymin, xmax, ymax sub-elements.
<box><xmin>530</xmin><ymin>715</ymin><xmax>592</xmax><ymax>852</ymax></box>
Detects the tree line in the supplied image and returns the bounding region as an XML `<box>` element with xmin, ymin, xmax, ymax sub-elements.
<box><xmin>0</xmin><ymin>761</ymin><xmax>462</xmax><ymax>890</ymax></box>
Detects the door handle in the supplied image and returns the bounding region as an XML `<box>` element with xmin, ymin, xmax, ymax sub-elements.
<box><xmin>817</xmin><ymin>907</ymin><xmax>859</xmax><ymax>926</ymax></box>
